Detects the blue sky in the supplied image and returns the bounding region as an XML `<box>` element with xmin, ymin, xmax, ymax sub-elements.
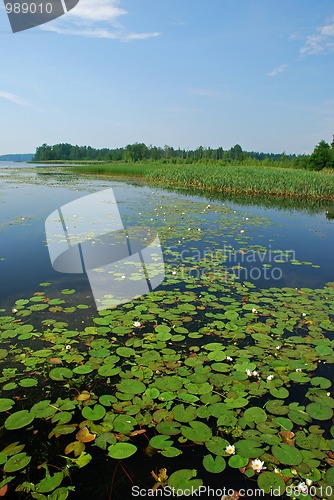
<box><xmin>0</xmin><ymin>0</ymin><xmax>334</xmax><ymax>155</ymax></box>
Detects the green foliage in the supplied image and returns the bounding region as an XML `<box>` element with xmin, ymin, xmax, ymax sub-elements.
<box><xmin>308</xmin><ymin>140</ymin><xmax>333</xmax><ymax>171</ymax></box>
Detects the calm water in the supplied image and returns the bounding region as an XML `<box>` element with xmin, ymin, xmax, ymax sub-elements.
<box><xmin>0</xmin><ymin>162</ymin><xmax>333</xmax><ymax>311</ymax></box>
<box><xmin>1</xmin><ymin>162</ymin><xmax>334</xmax><ymax>499</ymax></box>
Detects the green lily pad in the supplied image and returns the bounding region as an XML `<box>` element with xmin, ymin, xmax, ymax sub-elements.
<box><xmin>235</xmin><ymin>439</ymin><xmax>263</xmax><ymax>458</ymax></box>
<box><xmin>4</xmin><ymin>452</ymin><xmax>31</xmax><ymax>472</ymax></box>
<box><xmin>167</xmin><ymin>469</ymin><xmax>203</xmax><ymax>493</ymax></box>
<box><xmin>19</xmin><ymin>378</ymin><xmax>38</xmax><ymax>388</ymax></box>
<box><xmin>149</xmin><ymin>435</ymin><xmax>173</xmax><ymax>449</ymax></box>
<box><xmin>5</xmin><ymin>410</ymin><xmax>34</xmax><ymax>430</ymax></box>
<box><xmin>82</xmin><ymin>404</ymin><xmax>106</xmax><ymax>421</ymax></box>
<box><xmin>156</xmin><ymin>421</ymin><xmax>181</xmax><ymax>436</ymax></box>
<box><xmin>116</xmin><ymin>347</ymin><xmax>135</xmax><ymax>357</ymax></box>
<box><xmin>36</xmin><ymin>472</ymin><xmax>64</xmax><ymax>493</ymax></box>
<box><xmin>155</xmin><ymin>376</ymin><xmax>183</xmax><ymax>392</ymax></box>
<box><xmin>203</xmin><ymin>454</ymin><xmax>226</xmax><ymax>473</ymax></box>
<box><xmin>257</xmin><ymin>471</ymin><xmax>286</xmax><ymax>494</ymax></box>
<box><xmin>306</xmin><ymin>403</ymin><xmax>333</xmax><ymax>420</ymax></box>
<box><xmin>181</xmin><ymin>421</ymin><xmax>212</xmax><ymax>443</ymax></box>
<box><xmin>117</xmin><ymin>379</ymin><xmax>146</xmax><ymax>394</ymax></box>
<box><xmin>244</xmin><ymin>407</ymin><xmax>267</xmax><ymax>423</ymax></box>
<box><xmin>228</xmin><ymin>455</ymin><xmax>249</xmax><ymax>468</ymax></box>
<box><xmin>108</xmin><ymin>443</ymin><xmax>137</xmax><ymax>459</ymax></box>
<box><xmin>0</xmin><ymin>398</ymin><xmax>15</xmax><ymax>412</ymax></box>
<box><xmin>49</xmin><ymin>368</ymin><xmax>73</xmax><ymax>381</ymax></box>
<box><xmin>172</xmin><ymin>404</ymin><xmax>197</xmax><ymax>423</ymax></box>
<box><xmin>271</xmin><ymin>443</ymin><xmax>303</xmax><ymax>465</ymax></box>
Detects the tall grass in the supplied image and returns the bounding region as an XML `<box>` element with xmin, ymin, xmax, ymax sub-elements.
<box><xmin>69</xmin><ymin>163</ymin><xmax>334</xmax><ymax>199</ymax></box>
<box><xmin>70</xmin><ymin>162</ymin><xmax>161</xmax><ymax>177</ymax></box>
<box><xmin>148</xmin><ymin>164</ymin><xmax>334</xmax><ymax>199</ymax></box>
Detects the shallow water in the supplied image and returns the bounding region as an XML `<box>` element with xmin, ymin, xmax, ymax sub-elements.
<box><xmin>0</xmin><ymin>164</ymin><xmax>333</xmax><ymax>310</ymax></box>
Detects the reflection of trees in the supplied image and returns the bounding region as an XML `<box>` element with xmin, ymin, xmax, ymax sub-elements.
<box><xmin>172</xmin><ymin>186</ymin><xmax>331</xmax><ymax>215</ymax></box>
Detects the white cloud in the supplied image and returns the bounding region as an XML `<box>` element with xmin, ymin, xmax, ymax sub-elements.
<box><xmin>0</xmin><ymin>91</ymin><xmax>29</xmax><ymax>106</ymax></box>
<box><xmin>301</xmin><ymin>18</ymin><xmax>334</xmax><ymax>55</ymax></box>
<box><xmin>41</xmin><ymin>0</ymin><xmax>161</xmax><ymax>41</ymax></box>
<box><xmin>267</xmin><ymin>64</ymin><xmax>288</xmax><ymax>77</ymax></box>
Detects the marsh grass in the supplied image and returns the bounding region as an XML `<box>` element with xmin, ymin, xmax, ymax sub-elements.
<box><xmin>69</xmin><ymin>163</ymin><xmax>334</xmax><ymax>199</ymax></box>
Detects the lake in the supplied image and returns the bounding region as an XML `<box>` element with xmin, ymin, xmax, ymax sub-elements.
<box><xmin>0</xmin><ymin>162</ymin><xmax>334</xmax><ymax>499</ymax></box>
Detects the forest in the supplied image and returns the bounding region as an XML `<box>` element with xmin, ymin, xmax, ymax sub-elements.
<box><xmin>33</xmin><ymin>139</ymin><xmax>334</xmax><ymax>171</ymax></box>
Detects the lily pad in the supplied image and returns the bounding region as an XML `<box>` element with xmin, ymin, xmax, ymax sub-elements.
<box><xmin>167</xmin><ymin>469</ymin><xmax>203</xmax><ymax>493</ymax></box>
<box><xmin>203</xmin><ymin>454</ymin><xmax>226</xmax><ymax>473</ymax></box>
<box><xmin>257</xmin><ymin>471</ymin><xmax>285</xmax><ymax>494</ymax></box>
<box><xmin>4</xmin><ymin>452</ymin><xmax>31</xmax><ymax>472</ymax></box>
<box><xmin>81</xmin><ymin>404</ymin><xmax>106</xmax><ymax>421</ymax></box>
<box><xmin>5</xmin><ymin>410</ymin><xmax>34</xmax><ymax>430</ymax></box>
<box><xmin>108</xmin><ymin>443</ymin><xmax>137</xmax><ymax>459</ymax></box>
<box><xmin>306</xmin><ymin>403</ymin><xmax>333</xmax><ymax>421</ymax></box>
<box><xmin>271</xmin><ymin>443</ymin><xmax>303</xmax><ymax>465</ymax></box>
<box><xmin>0</xmin><ymin>398</ymin><xmax>15</xmax><ymax>412</ymax></box>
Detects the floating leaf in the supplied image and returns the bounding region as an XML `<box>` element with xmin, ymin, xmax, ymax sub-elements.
<box><xmin>243</xmin><ymin>407</ymin><xmax>267</xmax><ymax>424</ymax></box>
<box><xmin>203</xmin><ymin>454</ymin><xmax>226</xmax><ymax>473</ymax></box>
<box><xmin>76</xmin><ymin>427</ymin><xmax>96</xmax><ymax>443</ymax></box>
<box><xmin>181</xmin><ymin>421</ymin><xmax>212</xmax><ymax>443</ymax></box>
<box><xmin>0</xmin><ymin>398</ymin><xmax>15</xmax><ymax>412</ymax></box>
<box><xmin>149</xmin><ymin>435</ymin><xmax>173</xmax><ymax>449</ymax></box>
<box><xmin>228</xmin><ymin>455</ymin><xmax>249</xmax><ymax>468</ymax></box>
<box><xmin>36</xmin><ymin>471</ymin><xmax>64</xmax><ymax>493</ymax></box>
<box><xmin>306</xmin><ymin>403</ymin><xmax>333</xmax><ymax>421</ymax></box>
<box><xmin>49</xmin><ymin>368</ymin><xmax>73</xmax><ymax>381</ymax></box>
<box><xmin>5</xmin><ymin>410</ymin><xmax>34</xmax><ymax>430</ymax></box>
<box><xmin>167</xmin><ymin>469</ymin><xmax>203</xmax><ymax>493</ymax></box>
<box><xmin>4</xmin><ymin>453</ymin><xmax>31</xmax><ymax>472</ymax></box>
<box><xmin>108</xmin><ymin>443</ymin><xmax>137</xmax><ymax>459</ymax></box>
<box><xmin>271</xmin><ymin>443</ymin><xmax>303</xmax><ymax>465</ymax></box>
<box><xmin>81</xmin><ymin>404</ymin><xmax>106</xmax><ymax>421</ymax></box>
<box><xmin>257</xmin><ymin>471</ymin><xmax>285</xmax><ymax>494</ymax></box>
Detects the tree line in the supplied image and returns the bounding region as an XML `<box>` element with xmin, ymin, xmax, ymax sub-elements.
<box><xmin>33</xmin><ymin>138</ymin><xmax>334</xmax><ymax>170</ymax></box>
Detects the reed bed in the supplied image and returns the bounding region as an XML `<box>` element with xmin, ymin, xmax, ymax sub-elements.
<box><xmin>148</xmin><ymin>164</ymin><xmax>334</xmax><ymax>199</ymax></box>
<box><xmin>70</xmin><ymin>163</ymin><xmax>334</xmax><ymax>199</ymax></box>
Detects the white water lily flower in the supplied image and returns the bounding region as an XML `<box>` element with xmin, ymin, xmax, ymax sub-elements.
<box><xmin>296</xmin><ymin>482</ymin><xmax>308</xmax><ymax>494</ymax></box>
<box><xmin>302</xmin><ymin>312</ymin><xmax>307</xmax><ymax>317</ymax></box>
<box><xmin>133</xmin><ymin>321</ymin><xmax>141</xmax><ymax>327</ymax></box>
<box><xmin>252</xmin><ymin>370</ymin><xmax>259</xmax><ymax>377</ymax></box>
<box><xmin>305</xmin><ymin>478</ymin><xmax>313</xmax><ymax>486</ymax></box>
<box><xmin>276</xmin><ymin>345</ymin><xmax>281</xmax><ymax>350</ymax></box>
<box><xmin>295</xmin><ymin>368</ymin><xmax>302</xmax><ymax>372</ymax></box>
<box><xmin>11</xmin><ymin>308</ymin><xmax>18</xmax><ymax>314</ymax></box>
<box><xmin>252</xmin><ymin>308</ymin><xmax>258</xmax><ymax>314</ymax></box>
<box><xmin>172</xmin><ymin>271</ymin><xmax>177</xmax><ymax>275</ymax></box>
<box><xmin>267</xmin><ymin>375</ymin><xmax>274</xmax><ymax>381</ymax></box>
<box><xmin>251</xmin><ymin>459</ymin><xmax>266</xmax><ymax>473</ymax></box>
<box><xmin>226</xmin><ymin>356</ymin><xmax>233</xmax><ymax>362</ymax></box>
<box><xmin>225</xmin><ymin>445</ymin><xmax>235</xmax><ymax>455</ymax></box>
<box><xmin>246</xmin><ymin>369</ymin><xmax>253</xmax><ymax>377</ymax></box>
<box><xmin>65</xmin><ymin>345</ymin><xmax>71</xmax><ymax>350</ymax></box>
<box><xmin>240</xmin><ymin>229</ymin><xmax>245</xmax><ymax>233</ymax></box>
<box><xmin>274</xmin><ymin>468</ymin><xmax>280</xmax><ymax>474</ymax></box>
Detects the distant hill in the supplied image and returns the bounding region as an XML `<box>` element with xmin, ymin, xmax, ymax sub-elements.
<box><xmin>0</xmin><ymin>153</ymin><xmax>34</xmax><ymax>162</ymax></box>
